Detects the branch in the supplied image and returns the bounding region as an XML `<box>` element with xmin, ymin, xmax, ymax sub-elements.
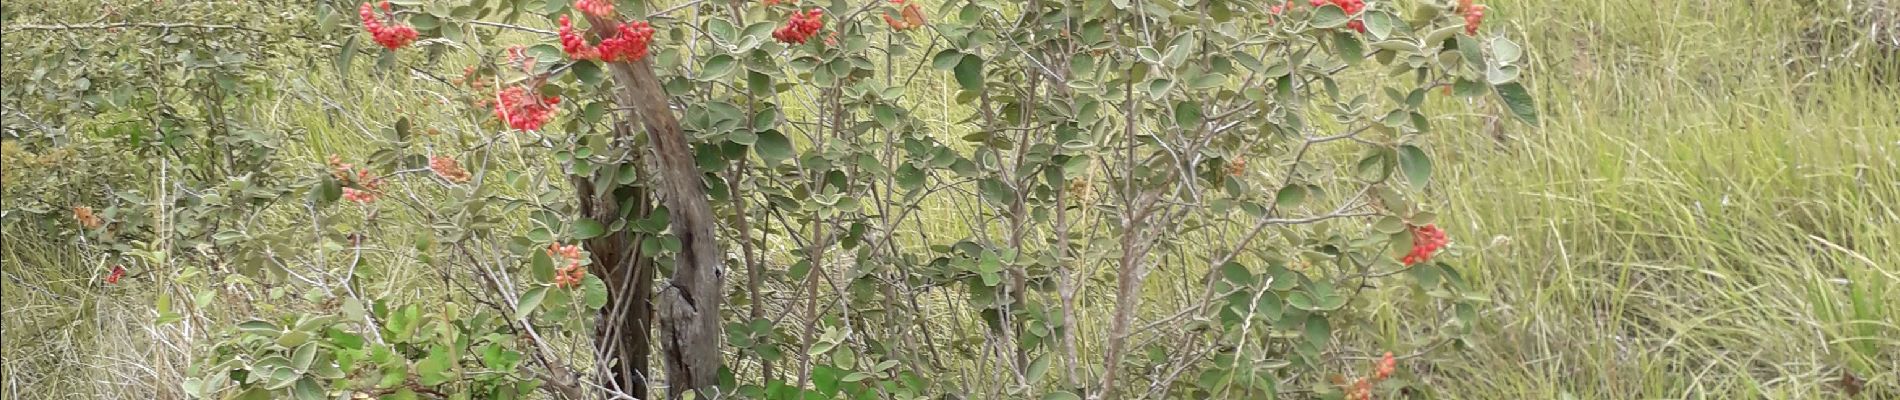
<box><xmin>2</xmin><ymin>22</ymin><xmax>263</xmax><ymax>35</ymax></box>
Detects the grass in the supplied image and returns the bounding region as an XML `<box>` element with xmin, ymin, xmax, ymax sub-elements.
<box><xmin>5</xmin><ymin>0</ymin><xmax>1897</xmax><ymax>398</ymax></box>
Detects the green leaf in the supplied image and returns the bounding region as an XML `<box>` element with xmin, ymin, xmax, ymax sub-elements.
<box><xmin>572</xmin><ymin>218</ymin><xmax>606</xmax><ymax>239</ymax></box>
<box><xmin>417</xmin><ymin>348</ymin><xmax>454</xmax><ymax>386</ymax></box>
<box><xmin>1303</xmin><ymin>314</ymin><xmax>1332</xmax><ymax>347</ymax></box>
<box><xmin>707</xmin><ymin>18</ymin><xmax>738</xmax><ymax>42</ymax></box>
<box><xmin>528</xmin><ymin>227</ymin><xmax>554</xmax><ymax>243</ymax></box>
<box><xmin>1363</xmin><ymin>11</ymin><xmax>1400</xmax><ymax>40</ymax></box>
<box><xmin>524</xmin><ymin>44</ymin><xmax>563</xmax><ymax>62</ymax></box>
<box><xmin>1042</xmin><ymin>391</ymin><xmax>1082</xmax><ymax>400</ymax></box>
<box><xmin>292</xmin><ymin>377</ymin><xmax>323</xmax><ymax>400</ymax></box>
<box><xmin>954</xmin><ymin>55</ymin><xmax>985</xmax><ymax>91</ymax></box>
<box><xmin>1174</xmin><ymin>101</ymin><xmax>1203</xmax><ymax>127</ymax></box>
<box><xmin>1275</xmin><ymin>185</ymin><xmax>1306</xmax><ymax>209</ymax></box>
<box><xmin>583</xmin><ymin>274</ymin><xmax>608</xmax><ymax>309</ymax></box>
<box><xmin>1453</xmin><ymin>78</ymin><xmax>1487</xmax><ymax>97</ymax></box>
<box><xmin>1310</xmin><ymin>5</ymin><xmax>1348</xmax><ymax>29</ymax></box>
<box><xmin>291</xmin><ymin>344</ymin><xmax>317</xmax><ymax>371</ymax></box>
<box><xmin>515</xmin><ymin>287</ymin><xmax>548</xmax><ymax>321</ymax></box>
<box><xmin>571</xmin><ymin>60</ymin><xmax>604</xmax><ymax>86</ymax></box>
<box><xmin>979</xmin><ymin>178</ymin><xmax>1014</xmax><ymax>205</ymax></box>
<box><xmin>755</xmin><ymin>130</ymin><xmax>795</xmax><ymax>164</ymax></box>
<box><xmin>931</xmin><ymin>50</ymin><xmax>964</xmax><ymax>70</ymax></box>
<box><xmin>334</xmin><ymin>36</ymin><xmax>358</xmax><ymax>77</ymax></box>
<box><xmin>700</xmin><ymin>54</ymin><xmax>739</xmax><ymax>81</ymax></box>
<box><xmin>532</xmin><ymin>251</ymin><xmax>555</xmax><ymax>282</ymax></box>
<box><xmin>1026</xmin><ymin>352</ymin><xmax>1052</xmax><ymax>383</ymax></box>
<box><xmin>1494</xmin><ymin>82</ymin><xmax>1539</xmax><ymax>125</ymax></box>
<box><xmin>1162</xmin><ymin>33</ymin><xmax>1194</xmax><ymax>68</ymax></box>
<box><xmin>1491</xmin><ymin>36</ymin><xmax>1523</xmax><ymax>65</ymax></box>
<box><xmin>1220</xmin><ymin>262</ymin><xmax>1255</xmax><ymax>286</ymax></box>
<box><xmin>239</xmin><ymin>321</ymin><xmax>279</xmax><ymax>336</ymax></box>
<box><xmin>1397</xmin><ymin>144</ymin><xmax>1432</xmax><ymax>189</ymax></box>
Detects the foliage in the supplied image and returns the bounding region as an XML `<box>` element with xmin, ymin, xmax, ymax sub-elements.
<box><xmin>3</xmin><ymin>0</ymin><xmax>1546</xmax><ymax>399</ymax></box>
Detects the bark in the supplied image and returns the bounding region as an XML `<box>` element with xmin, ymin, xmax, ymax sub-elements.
<box><xmin>584</xmin><ymin>15</ymin><xmax>727</xmax><ymax>399</ymax></box>
<box><xmin>576</xmin><ymin>166</ymin><xmax>655</xmax><ymax>399</ymax></box>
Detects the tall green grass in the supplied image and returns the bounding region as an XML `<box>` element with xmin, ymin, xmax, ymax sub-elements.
<box><xmin>1416</xmin><ymin>0</ymin><xmax>1898</xmax><ymax>397</ymax></box>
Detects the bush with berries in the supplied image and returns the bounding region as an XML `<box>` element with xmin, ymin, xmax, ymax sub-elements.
<box><xmin>3</xmin><ymin>0</ymin><xmax>1535</xmax><ymax>399</ymax></box>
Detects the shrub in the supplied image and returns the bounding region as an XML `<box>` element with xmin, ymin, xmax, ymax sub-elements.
<box><xmin>2</xmin><ymin>0</ymin><xmax>1535</xmax><ymax>398</ymax></box>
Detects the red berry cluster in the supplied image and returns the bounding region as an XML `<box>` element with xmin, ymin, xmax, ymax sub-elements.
<box><xmin>575</xmin><ymin>0</ymin><xmax>616</xmax><ymax>18</ymax></box>
<box><xmin>493</xmin><ymin>86</ymin><xmax>560</xmax><ymax>131</ymax></box>
<box><xmin>773</xmin><ymin>9</ymin><xmax>825</xmax><ymax>44</ymax></box>
<box><xmin>358</xmin><ymin>2</ymin><xmax>419</xmax><ymax>50</ymax></box>
<box><xmin>1342</xmin><ymin>352</ymin><xmax>1400</xmax><ymax>400</ymax></box>
<box><xmin>1458</xmin><ymin>0</ymin><xmax>1486</xmax><ymax>35</ymax></box>
<box><xmin>329</xmin><ymin>154</ymin><xmax>385</xmax><ymax>203</ymax></box>
<box><xmin>72</xmin><ymin>206</ymin><xmax>104</xmax><ymax>230</ymax></box>
<box><xmin>882</xmin><ymin>1</ymin><xmax>926</xmax><ymax>31</ymax></box>
<box><xmin>104</xmin><ymin>265</ymin><xmax>126</xmax><ymax>285</ymax></box>
<box><xmin>549</xmin><ymin>243</ymin><xmax>588</xmax><ymax>288</ymax></box>
<box><xmin>558</xmin><ymin>15</ymin><xmax>656</xmax><ymax>63</ymax></box>
<box><xmin>1400</xmin><ymin>224</ymin><xmax>1448</xmax><ymax>266</ymax></box>
<box><xmin>1225</xmin><ymin>158</ymin><xmax>1247</xmax><ymax>177</ymax></box>
<box><xmin>429</xmin><ymin>155</ymin><xmax>471</xmax><ymax>183</ymax></box>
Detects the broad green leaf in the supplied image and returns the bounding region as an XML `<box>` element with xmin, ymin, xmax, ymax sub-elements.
<box><xmin>571</xmin><ymin>60</ymin><xmax>604</xmax><ymax>86</ymax></box>
<box><xmin>514</xmin><ymin>287</ymin><xmax>548</xmax><ymax>321</ymax></box>
<box><xmin>572</xmin><ymin>218</ymin><xmax>606</xmax><ymax>239</ymax></box>
<box><xmin>954</xmin><ymin>55</ymin><xmax>985</xmax><ymax>91</ymax></box>
<box><xmin>1363</xmin><ymin>11</ymin><xmax>1400</xmax><ymax>40</ymax></box>
<box><xmin>1491</xmin><ymin>36</ymin><xmax>1523</xmax><ymax>64</ymax></box>
<box><xmin>334</xmin><ymin>37</ymin><xmax>358</xmax><ymax>77</ymax></box>
<box><xmin>1303</xmin><ymin>314</ymin><xmax>1331</xmax><ymax>347</ymax></box>
<box><xmin>291</xmin><ymin>344</ymin><xmax>317</xmax><ymax>371</ymax></box>
<box><xmin>755</xmin><ymin>130</ymin><xmax>795</xmax><ymax>164</ymax></box>
<box><xmin>931</xmin><ymin>50</ymin><xmax>964</xmax><ymax>70</ymax></box>
<box><xmin>528</xmin><ymin>227</ymin><xmax>554</xmax><ymax>243</ymax></box>
<box><xmin>583</xmin><ymin>274</ymin><xmax>608</xmax><ymax>309</ymax></box>
<box><xmin>532</xmin><ymin>251</ymin><xmax>555</xmax><ymax>282</ymax></box>
<box><xmin>292</xmin><ymin>377</ymin><xmax>323</xmax><ymax>400</ymax></box>
<box><xmin>1397</xmin><ymin>144</ymin><xmax>1432</xmax><ymax>189</ymax></box>
<box><xmin>1026</xmin><ymin>352</ymin><xmax>1052</xmax><ymax>383</ymax></box>
<box><xmin>417</xmin><ymin>348</ymin><xmax>453</xmax><ymax>386</ymax></box>
<box><xmin>1162</xmin><ymin>33</ymin><xmax>1193</xmax><ymax>68</ymax></box>
<box><xmin>700</xmin><ymin>54</ymin><xmax>739</xmax><ymax>81</ymax></box>
<box><xmin>1174</xmin><ymin>101</ymin><xmax>1203</xmax><ymax>127</ymax></box>
<box><xmin>1310</xmin><ymin>5</ymin><xmax>1348</xmax><ymax>29</ymax></box>
<box><xmin>1220</xmin><ymin>262</ymin><xmax>1255</xmax><ymax>286</ymax></box>
<box><xmin>1275</xmin><ymin>185</ymin><xmax>1306</xmax><ymax>209</ymax></box>
<box><xmin>1494</xmin><ymin>82</ymin><xmax>1539</xmax><ymax>125</ymax></box>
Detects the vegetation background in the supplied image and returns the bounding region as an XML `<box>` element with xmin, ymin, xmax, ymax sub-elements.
<box><xmin>3</xmin><ymin>0</ymin><xmax>1897</xmax><ymax>398</ymax></box>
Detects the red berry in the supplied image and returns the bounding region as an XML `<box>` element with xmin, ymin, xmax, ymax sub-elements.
<box><xmin>558</xmin><ymin>15</ymin><xmax>655</xmax><ymax>62</ymax></box>
<box><xmin>575</xmin><ymin>0</ymin><xmax>615</xmax><ymax>18</ymax></box>
<box><xmin>774</xmin><ymin>9</ymin><xmax>826</xmax><ymax>44</ymax></box>
<box><xmin>359</xmin><ymin>2</ymin><xmax>419</xmax><ymax>50</ymax></box>
<box><xmin>1400</xmin><ymin>224</ymin><xmax>1449</xmax><ymax>266</ymax></box>
<box><xmin>493</xmin><ymin>86</ymin><xmax>558</xmax><ymax>131</ymax></box>
<box><xmin>104</xmin><ymin>265</ymin><xmax>125</xmax><ymax>285</ymax></box>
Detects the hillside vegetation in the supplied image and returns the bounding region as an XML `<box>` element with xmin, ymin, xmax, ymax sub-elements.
<box><xmin>3</xmin><ymin>0</ymin><xmax>1896</xmax><ymax>398</ymax></box>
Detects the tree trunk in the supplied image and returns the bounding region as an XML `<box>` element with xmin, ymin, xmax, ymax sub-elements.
<box><xmin>576</xmin><ymin>166</ymin><xmax>656</xmax><ymax>399</ymax></box>
<box><xmin>584</xmin><ymin>14</ymin><xmax>726</xmax><ymax>399</ymax></box>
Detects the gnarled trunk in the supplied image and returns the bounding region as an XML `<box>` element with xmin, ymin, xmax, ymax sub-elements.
<box><xmin>584</xmin><ymin>14</ymin><xmax>726</xmax><ymax>399</ymax></box>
